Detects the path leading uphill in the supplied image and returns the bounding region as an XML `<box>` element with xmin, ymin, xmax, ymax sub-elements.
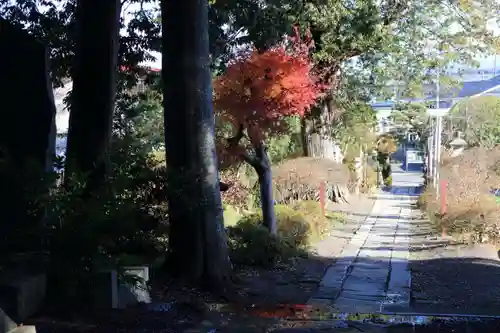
<box><xmin>308</xmin><ymin>166</ymin><xmax>424</xmax><ymax>314</ymax></box>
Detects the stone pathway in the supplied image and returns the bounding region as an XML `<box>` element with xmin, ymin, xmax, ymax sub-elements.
<box><xmin>308</xmin><ymin>168</ymin><xmax>423</xmax><ymax>314</ymax></box>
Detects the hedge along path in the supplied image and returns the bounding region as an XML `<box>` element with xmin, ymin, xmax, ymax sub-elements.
<box><xmin>272</xmin><ymin>157</ymin><xmax>352</xmax><ymax>205</ymax></box>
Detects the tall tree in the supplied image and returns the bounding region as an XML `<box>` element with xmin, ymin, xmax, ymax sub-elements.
<box><xmin>332</xmin><ymin>101</ymin><xmax>377</xmax><ymax>158</ymax></box>
<box><xmin>161</xmin><ymin>0</ymin><xmax>232</xmax><ymax>288</ymax></box>
<box><xmin>450</xmin><ymin>96</ymin><xmax>500</xmax><ymax>148</ymax></box>
<box><xmin>64</xmin><ymin>0</ymin><xmax>121</xmax><ymax>186</ymax></box>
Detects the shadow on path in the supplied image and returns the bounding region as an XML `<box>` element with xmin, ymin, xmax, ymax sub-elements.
<box><xmin>310</xmin><ymin>256</ymin><xmax>500</xmax><ymax>318</ymax></box>
<box><xmin>382</xmin><ymin>186</ymin><xmax>424</xmax><ymax>196</ymax></box>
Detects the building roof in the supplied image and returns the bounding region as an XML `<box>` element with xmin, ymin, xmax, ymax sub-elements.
<box><xmin>372</xmin><ymin>74</ymin><xmax>500</xmax><ymax>110</ymax></box>
<box><xmin>450</xmin><ymin>75</ymin><xmax>500</xmax><ymax>98</ymax></box>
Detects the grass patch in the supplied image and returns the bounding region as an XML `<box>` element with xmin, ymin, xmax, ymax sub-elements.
<box><xmin>325</xmin><ymin>211</ymin><xmax>347</xmax><ymax>223</ymax></box>
<box><xmin>223</xmin><ymin>204</ymin><xmax>242</xmax><ymax>227</ymax></box>
<box><xmin>226</xmin><ymin>202</ymin><xmax>328</xmax><ymax>267</ymax></box>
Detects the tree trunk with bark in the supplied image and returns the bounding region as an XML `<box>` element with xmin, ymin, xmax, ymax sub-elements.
<box><xmin>65</xmin><ymin>0</ymin><xmax>121</xmax><ymax>187</ymax></box>
<box><xmin>251</xmin><ymin>144</ymin><xmax>277</xmax><ymax>235</ymax></box>
<box><xmin>227</xmin><ymin>126</ymin><xmax>278</xmax><ymax>235</ymax></box>
<box><xmin>301</xmin><ymin>98</ymin><xmax>341</xmax><ymax>160</ymax></box>
<box><xmin>161</xmin><ymin>0</ymin><xmax>233</xmax><ymax>290</ymax></box>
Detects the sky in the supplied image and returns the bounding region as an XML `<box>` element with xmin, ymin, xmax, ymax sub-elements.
<box><xmin>52</xmin><ymin>2</ymin><xmax>500</xmax><ymax>134</ymax></box>
<box><xmin>138</xmin><ymin>28</ymin><xmax>500</xmax><ymax>73</ymax></box>
<box><xmin>33</xmin><ymin>0</ymin><xmax>500</xmax><ymax>72</ymax></box>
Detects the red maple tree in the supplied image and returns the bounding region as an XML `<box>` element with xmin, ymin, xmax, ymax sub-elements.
<box><xmin>214</xmin><ymin>27</ymin><xmax>325</xmax><ymax>161</ymax></box>
<box><xmin>213</xmin><ymin>27</ymin><xmax>325</xmax><ymax>233</ymax></box>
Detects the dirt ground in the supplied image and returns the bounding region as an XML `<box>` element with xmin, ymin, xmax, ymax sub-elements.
<box><xmin>230</xmin><ymin>194</ymin><xmax>377</xmax><ymax>308</ymax></box>
<box><xmin>26</xmin><ymin>195</ymin><xmax>376</xmax><ymax>333</ymax></box>
<box><xmin>409</xmin><ymin>210</ymin><xmax>500</xmax><ymax>316</ymax></box>
<box><xmin>26</xmin><ymin>194</ymin><xmax>500</xmax><ymax>331</ymax></box>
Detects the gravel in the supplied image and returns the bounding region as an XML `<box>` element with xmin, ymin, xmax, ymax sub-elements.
<box><xmin>409</xmin><ymin>215</ymin><xmax>500</xmax><ymax>315</ymax></box>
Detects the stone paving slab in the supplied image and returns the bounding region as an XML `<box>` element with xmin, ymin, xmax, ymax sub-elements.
<box><xmin>309</xmin><ymin>169</ymin><xmax>422</xmax><ymax>314</ymax></box>
<box><xmin>332</xmin><ymin>296</ymin><xmax>383</xmax><ymax>313</ymax></box>
<box><xmin>340</xmin><ymin>291</ymin><xmax>386</xmax><ymax>302</ymax></box>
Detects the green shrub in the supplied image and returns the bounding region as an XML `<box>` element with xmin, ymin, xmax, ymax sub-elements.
<box><xmin>226</xmin><ymin>221</ymin><xmax>298</xmax><ymax>267</ymax></box>
<box><xmin>291</xmin><ymin>200</ymin><xmax>328</xmax><ymax>242</ymax></box>
<box><xmin>381</xmin><ymin>164</ymin><xmax>392</xmax><ymax>180</ymax></box>
<box><xmin>5</xmin><ymin>137</ymin><xmax>170</xmax><ymax>308</ymax></box>
<box><xmin>238</xmin><ymin>205</ymin><xmax>311</xmax><ymax>248</ymax></box>
<box><xmin>326</xmin><ymin>211</ymin><xmax>347</xmax><ymax>223</ymax></box>
<box><xmin>362</xmin><ymin>165</ymin><xmax>378</xmax><ymax>193</ymax></box>
<box><xmin>223</xmin><ymin>204</ymin><xmax>242</xmax><ymax>227</ymax></box>
<box><xmin>416</xmin><ymin>191</ymin><xmax>429</xmax><ymax>209</ymax></box>
<box><xmin>227</xmin><ymin>205</ymin><xmax>312</xmax><ymax>267</ymax></box>
<box><xmin>384</xmin><ymin>175</ymin><xmax>393</xmax><ymax>187</ymax></box>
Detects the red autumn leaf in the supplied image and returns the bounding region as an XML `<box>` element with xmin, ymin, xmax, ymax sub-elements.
<box><xmin>214</xmin><ymin>27</ymin><xmax>326</xmax><ymax>161</ymax></box>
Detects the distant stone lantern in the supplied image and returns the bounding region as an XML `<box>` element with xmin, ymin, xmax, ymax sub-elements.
<box><xmin>449</xmin><ymin>132</ymin><xmax>467</xmax><ymax>157</ymax></box>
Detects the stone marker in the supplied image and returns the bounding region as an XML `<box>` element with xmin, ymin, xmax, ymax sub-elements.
<box><xmin>0</xmin><ymin>307</ymin><xmax>37</xmax><ymax>333</ymax></box>
<box><xmin>6</xmin><ymin>327</ymin><xmax>36</xmax><ymax>333</ymax></box>
<box><xmin>0</xmin><ymin>307</ymin><xmax>17</xmax><ymax>333</ymax></box>
<box><xmin>0</xmin><ymin>19</ymin><xmax>55</xmax><ymax>328</ymax></box>
<box><xmin>0</xmin><ymin>18</ymin><xmax>57</xmax><ymax>240</ymax></box>
<box><xmin>91</xmin><ymin>266</ymin><xmax>151</xmax><ymax>309</ymax></box>
<box><xmin>0</xmin><ymin>273</ymin><xmax>46</xmax><ymax>322</ymax></box>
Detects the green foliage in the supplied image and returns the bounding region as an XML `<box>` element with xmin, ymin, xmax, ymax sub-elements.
<box><xmin>45</xmin><ymin>143</ymin><xmax>168</xmax><ymax>301</ymax></box>
<box><xmin>113</xmin><ymin>86</ymin><xmax>164</xmax><ymax>153</ymax></box>
<box><xmin>381</xmin><ymin>162</ymin><xmax>392</xmax><ymax>180</ymax></box>
<box><xmin>389</xmin><ymin>103</ymin><xmax>429</xmax><ymax>143</ymax></box>
<box><xmin>223</xmin><ymin>204</ymin><xmax>242</xmax><ymax>227</ymax></box>
<box><xmin>362</xmin><ymin>164</ymin><xmax>378</xmax><ymax>193</ymax></box>
<box><xmin>226</xmin><ymin>221</ymin><xmax>299</xmax><ymax>267</ymax></box>
<box><xmin>238</xmin><ymin>205</ymin><xmax>311</xmax><ymax>248</ymax></box>
<box><xmin>1</xmin><ymin>135</ymin><xmax>169</xmax><ymax>305</ymax></box>
<box><xmin>450</xmin><ymin>96</ymin><xmax>500</xmax><ymax>148</ymax></box>
<box><xmin>226</xmin><ymin>200</ymin><xmax>343</xmax><ymax>267</ymax></box>
<box><xmin>384</xmin><ymin>175</ymin><xmax>393</xmax><ymax>187</ymax></box>
<box><xmin>266</xmin><ymin>117</ymin><xmax>303</xmax><ymax>164</ymax></box>
<box><xmin>299</xmin><ymin>0</ymin><xmax>500</xmax><ymax>102</ymax></box>
<box><xmin>392</xmin><ymin>103</ymin><xmax>428</xmax><ymax>127</ymax></box>
<box><xmin>291</xmin><ymin>200</ymin><xmax>343</xmax><ymax>241</ymax></box>
<box><xmin>227</xmin><ymin>204</ymin><xmax>320</xmax><ymax>267</ymax></box>
<box><xmin>333</xmin><ymin>102</ymin><xmax>377</xmax><ymax>157</ymax></box>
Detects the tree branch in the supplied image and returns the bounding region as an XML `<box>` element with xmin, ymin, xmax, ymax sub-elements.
<box><xmin>227</xmin><ymin>123</ymin><xmax>260</xmax><ymax>168</ymax></box>
<box><xmin>227</xmin><ymin>123</ymin><xmax>245</xmax><ymax>148</ymax></box>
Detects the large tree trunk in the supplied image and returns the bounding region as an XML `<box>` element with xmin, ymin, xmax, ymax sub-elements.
<box><xmin>300</xmin><ymin>117</ymin><xmax>311</xmax><ymax>156</ymax></box>
<box><xmin>161</xmin><ymin>0</ymin><xmax>232</xmax><ymax>289</ymax></box>
<box><xmin>65</xmin><ymin>0</ymin><xmax>121</xmax><ymax>185</ymax></box>
<box><xmin>302</xmin><ymin>98</ymin><xmax>342</xmax><ymax>161</ymax></box>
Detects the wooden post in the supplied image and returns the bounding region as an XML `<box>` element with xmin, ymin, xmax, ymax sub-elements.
<box><xmin>319</xmin><ymin>181</ymin><xmax>326</xmax><ymax>217</ymax></box>
<box><xmin>440</xmin><ymin>179</ymin><xmax>447</xmax><ymax>215</ymax></box>
<box><xmin>440</xmin><ymin>179</ymin><xmax>447</xmax><ymax>238</ymax></box>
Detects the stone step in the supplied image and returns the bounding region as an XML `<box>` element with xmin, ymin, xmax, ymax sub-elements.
<box><xmin>0</xmin><ymin>307</ymin><xmax>18</xmax><ymax>333</ymax></box>
<box><xmin>0</xmin><ymin>272</ymin><xmax>46</xmax><ymax>321</ymax></box>
<box><xmin>7</xmin><ymin>326</ymin><xmax>36</xmax><ymax>333</ymax></box>
<box><xmin>1</xmin><ymin>308</ymin><xmax>36</xmax><ymax>333</ymax></box>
